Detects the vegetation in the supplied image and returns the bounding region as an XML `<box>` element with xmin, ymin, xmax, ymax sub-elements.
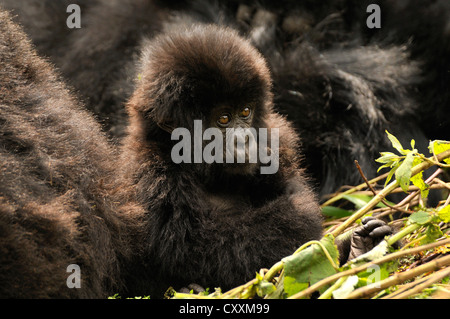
<box><xmin>169</xmin><ymin>132</ymin><xmax>450</xmax><ymax>299</ymax></box>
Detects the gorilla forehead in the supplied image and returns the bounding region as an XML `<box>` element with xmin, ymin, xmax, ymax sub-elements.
<box><xmin>140</xmin><ymin>24</ymin><xmax>272</xmax><ymax>113</ymax></box>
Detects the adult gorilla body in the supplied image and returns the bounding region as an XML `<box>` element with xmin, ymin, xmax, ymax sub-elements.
<box><xmin>0</xmin><ymin>8</ymin><xmax>136</xmax><ymax>298</ymax></box>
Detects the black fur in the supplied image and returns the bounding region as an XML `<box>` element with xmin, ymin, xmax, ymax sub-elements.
<box><xmin>0</xmin><ymin>2</ymin><xmax>424</xmax><ymax>298</ymax></box>
<box><xmin>349</xmin><ymin>0</ymin><xmax>450</xmax><ymax>140</ymax></box>
<box><xmin>249</xmin><ymin>24</ymin><xmax>428</xmax><ymax>195</ymax></box>
<box><xmin>0</xmin><ymin>4</ymin><xmax>323</xmax><ymax>299</ymax></box>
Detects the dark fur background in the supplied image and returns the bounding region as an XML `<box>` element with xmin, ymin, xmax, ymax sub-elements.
<box><xmin>0</xmin><ymin>9</ymin><xmax>135</xmax><ymax>298</ymax></box>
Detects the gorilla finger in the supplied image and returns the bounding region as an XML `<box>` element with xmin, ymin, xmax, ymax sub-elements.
<box><xmin>363</xmin><ymin>219</ymin><xmax>386</xmax><ymax>232</ymax></box>
<box><xmin>188</xmin><ymin>283</ymin><xmax>206</xmax><ymax>294</ymax></box>
<box><xmin>361</xmin><ymin>216</ymin><xmax>375</xmax><ymax>225</ymax></box>
<box><xmin>178</xmin><ymin>287</ymin><xmax>191</xmax><ymax>294</ymax></box>
<box><xmin>179</xmin><ymin>283</ymin><xmax>206</xmax><ymax>294</ymax></box>
<box><xmin>369</xmin><ymin>225</ymin><xmax>393</xmax><ymax>238</ymax></box>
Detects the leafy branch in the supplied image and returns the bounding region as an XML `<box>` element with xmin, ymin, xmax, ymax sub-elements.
<box><xmin>170</xmin><ymin>133</ymin><xmax>450</xmax><ymax>300</ymax></box>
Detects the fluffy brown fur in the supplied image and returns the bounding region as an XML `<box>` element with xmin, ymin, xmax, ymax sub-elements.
<box><xmin>1</xmin><ymin>0</ymin><xmax>167</xmax><ymax>138</ymax></box>
<box><xmin>118</xmin><ymin>24</ymin><xmax>324</xmax><ymax>297</ymax></box>
<box><xmin>0</xmin><ymin>8</ymin><xmax>135</xmax><ymax>298</ymax></box>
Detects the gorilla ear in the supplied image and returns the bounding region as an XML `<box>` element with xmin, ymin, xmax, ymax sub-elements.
<box><xmin>156</xmin><ymin>120</ymin><xmax>176</xmax><ymax>133</ymax></box>
<box><xmin>127</xmin><ymin>97</ymin><xmax>177</xmax><ymax>134</ymax></box>
<box><xmin>126</xmin><ymin>94</ymin><xmax>148</xmax><ymax>116</ymax></box>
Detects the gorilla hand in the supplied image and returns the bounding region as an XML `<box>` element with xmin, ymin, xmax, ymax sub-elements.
<box><xmin>178</xmin><ymin>283</ymin><xmax>206</xmax><ymax>295</ymax></box>
<box><xmin>348</xmin><ymin>217</ymin><xmax>393</xmax><ymax>261</ymax></box>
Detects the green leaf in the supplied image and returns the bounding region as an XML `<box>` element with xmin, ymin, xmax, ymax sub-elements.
<box><xmin>375</xmin><ymin>152</ymin><xmax>401</xmax><ymax>164</ymax></box>
<box><xmin>410</xmin><ymin>173</ymin><xmax>429</xmax><ymax>199</ymax></box>
<box><xmin>342</xmin><ymin>194</ymin><xmax>372</xmax><ymax>209</ymax></box>
<box><xmin>332</xmin><ymin>276</ymin><xmax>359</xmax><ymax>299</ymax></box>
<box><xmin>341</xmin><ymin>194</ymin><xmax>391</xmax><ymax>209</ymax></box>
<box><xmin>256</xmin><ymin>280</ymin><xmax>276</xmax><ymax>297</ymax></box>
<box><xmin>322</xmin><ymin>206</ymin><xmax>353</xmax><ymax>218</ymax></box>
<box><xmin>429</xmin><ymin>140</ymin><xmax>450</xmax><ymax>164</ymax></box>
<box><xmin>421</xmin><ymin>224</ymin><xmax>443</xmax><ymax>245</ymax></box>
<box><xmin>438</xmin><ymin>206</ymin><xmax>450</xmax><ymax>223</ymax></box>
<box><xmin>395</xmin><ymin>152</ymin><xmax>415</xmax><ymax>192</ymax></box>
<box><xmin>409</xmin><ymin>211</ymin><xmax>432</xmax><ymax>225</ymax></box>
<box><xmin>282</xmin><ymin>234</ymin><xmax>339</xmax><ymax>297</ymax></box>
<box><xmin>282</xmin><ymin>278</ymin><xmax>308</xmax><ymax>298</ymax></box>
<box><xmin>386</xmin><ymin>130</ymin><xmax>408</xmax><ymax>155</ymax></box>
<box><xmin>384</xmin><ymin>161</ymin><xmax>400</xmax><ymax>186</ymax></box>
<box><xmin>410</xmin><ymin>158</ymin><xmax>429</xmax><ymax>199</ymax></box>
<box><xmin>355</xmin><ymin>263</ymin><xmax>390</xmax><ymax>288</ymax></box>
<box><xmin>377</xmin><ymin>163</ymin><xmax>392</xmax><ymax>173</ymax></box>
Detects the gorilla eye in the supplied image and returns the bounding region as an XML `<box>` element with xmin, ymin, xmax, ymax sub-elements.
<box><xmin>239</xmin><ymin>107</ymin><xmax>251</xmax><ymax>118</ymax></box>
<box><xmin>217</xmin><ymin>114</ymin><xmax>231</xmax><ymax>127</ymax></box>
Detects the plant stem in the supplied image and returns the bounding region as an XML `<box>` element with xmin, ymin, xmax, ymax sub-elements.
<box><xmin>345</xmin><ymin>254</ymin><xmax>450</xmax><ymax>299</ymax></box>
<box><xmin>263</xmin><ymin>261</ymin><xmax>283</xmax><ymax>282</ymax></box>
<box><xmin>321</xmin><ymin>172</ymin><xmax>389</xmax><ymax>207</ymax></box>
<box><xmin>381</xmin><ymin>275</ymin><xmax>429</xmax><ymax>299</ymax></box>
<box><xmin>330</xmin><ymin>149</ymin><xmax>450</xmax><ymax>237</ymax></box>
<box><xmin>387</xmin><ymin>266</ymin><xmax>450</xmax><ymax>299</ymax></box>
<box><xmin>355</xmin><ymin>160</ymin><xmax>411</xmax><ymax>215</ymax></box>
<box><xmin>221</xmin><ymin>277</ymin><xmax>258</xmax><ymax>299</ymax></box>
<box><xmin>386</xmin><ymin>223</ymin><xmax>422</xmax><ymax>246</ymax></box>
<box><xmin>318</xmin><ymin>276</ymin><xmax>348</xmax><ymax>299</ymax></box>
<box><xmin>330</xmin><ymin>179</ymin><xmax>400</xmax><ymax>237</ymax></box>
<box><xmin>288</xmin><ymin>238</ymin><xmax>450</xmax><ymax>299</ymax></box>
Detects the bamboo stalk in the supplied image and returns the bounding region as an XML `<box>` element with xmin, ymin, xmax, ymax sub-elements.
<box><xmin>330</xmin><ymin>149</ymin><xmax>450</xmax><ymax>237</ymax></box>
<box><xmin>345</xmin><ymin>254</ymin><xmax>450</xmax><ymax>299</ymax></box>
<box><xmin>381</xmin><ymin>275</ymin><xmax>429</xmax><ymax>299</ymax></box>
<box><xmin>288</xmin><ymin>238</ymin><xmax>450</xmax><ymax>299</ymax></box>
<box><xmin>321</xmin><ymin>172</ymin><xmax>389</xmax><ymax>207</ymax></box>
<box><xmin>387</xmin><ymin>266</ymin><xmax>450</xmax><ymax>299</ymax></box>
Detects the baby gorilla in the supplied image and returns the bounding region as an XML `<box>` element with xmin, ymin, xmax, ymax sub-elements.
<box><xmin>119</xmin><ymin>24</ymin><xmax>392</xmax><ymax>297</ymax></box>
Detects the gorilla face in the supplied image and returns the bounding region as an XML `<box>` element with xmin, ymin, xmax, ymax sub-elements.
<box><xmin>127</xmin><ymin>24</ymin><xmax>277</xmax><ymax>176</ymax></box>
